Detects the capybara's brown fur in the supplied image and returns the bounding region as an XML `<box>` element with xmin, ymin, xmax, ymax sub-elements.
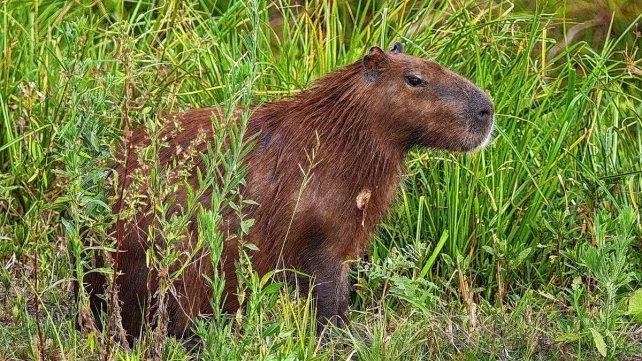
<box><xmin>83</xmin><ymin>43</ymin><xmax>494</xmax><ymax>341</ymax></box>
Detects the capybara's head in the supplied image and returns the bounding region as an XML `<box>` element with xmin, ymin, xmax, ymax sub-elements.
<box><xmin>363</xmin><ymin>42</ymin><xmax>494</xmax><ymax>152</ymax></box>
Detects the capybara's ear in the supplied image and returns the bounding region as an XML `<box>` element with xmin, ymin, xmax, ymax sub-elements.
<box><xmin>391</xmin><ymin>42</ymin><xmax>404</xmax><ymax>54</ymax></box>
<box><xmin>363</xmin><ymin>46</ymin><xmax>386</xmax><ymax>82</ymax></box>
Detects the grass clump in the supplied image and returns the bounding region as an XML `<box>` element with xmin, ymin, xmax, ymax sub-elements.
<box><xmin>1</xmin><ymin>0</ymin><xmax>641</xmax><ymax>360</ymax></box>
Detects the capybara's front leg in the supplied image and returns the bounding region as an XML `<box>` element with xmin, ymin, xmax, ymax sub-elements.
<box><xmin>303</xmin><ymin>252</ymin><xmax>350</xmax><ymax>329</ymax></box>
<box><xmin>316</xmin><ymin>262</ymin><xmax>350</xmax><ymax>329</ymax></box>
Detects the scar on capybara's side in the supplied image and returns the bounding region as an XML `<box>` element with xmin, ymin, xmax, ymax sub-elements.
<box><xmin>81</xmin><ymin>42</ymin><xmax>494</xmax><ymax>341</ymax></box>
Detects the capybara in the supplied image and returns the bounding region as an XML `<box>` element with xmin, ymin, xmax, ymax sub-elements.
<box><xmin>82</xmin><ymin>42</ymin><xmax>494</xmax><ymax>341</ymax></box>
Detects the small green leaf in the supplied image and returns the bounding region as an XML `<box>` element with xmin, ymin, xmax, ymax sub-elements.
<box><xmin>263</xmin><ymin>282</ymin><xmax>284</xmax><ymax>294</ymax></box>
<box><xmin>627</xmin><ymin>289</ymin><xmax>642</xmax><ymax>324</ymax></box>
<box><xmin>481</xmin><ymin>245</ymin><xmax>495</xmax><ymax>256</ymax></box>
<box><xmin>240</xmin><ymin>218</ymin><xmax>255</xmax><ymax>234</ymax></box>
<box><xmin>512</xmin><ymin>247</ymin><xmax>532</xmax><ymax>267</ymax></box>
<box><xmin>590</xmin><ymin>327</ymin><xmax>607</xmax><ymax>357</ymax></box>
<box><xmin>261</xmin><ymin>322</ymin><xmax>279</xmax><ymax>337</ymax></box>
<box><xmin>278</xmin><ymin>329</ymin><xmax>294</xmax><ymax>338</ymax></box>
<box><xmin>244</xmin><ymin>242</ymin><xmax>259</xmax><ymax>251</ymax></box>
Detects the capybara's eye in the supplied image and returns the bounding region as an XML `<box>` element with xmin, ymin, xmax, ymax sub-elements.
<box><xmin>405</xmin><ymin>75</ymin><xmax>424</xmax><ymax>87</ymax></box>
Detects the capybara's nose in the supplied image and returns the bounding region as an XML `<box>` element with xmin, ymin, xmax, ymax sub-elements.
<box><xmin>468</xmin><ymin>93</ymin><xmax>494</xmax><ymax>133</ymax></box>
<box><xmin>477</xmin><ymin>107</ymin><xmax>493</xmax><ymax>126</ymax></box>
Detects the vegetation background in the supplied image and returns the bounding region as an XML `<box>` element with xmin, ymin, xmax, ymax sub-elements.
<box><xmin>1</xmin><ymin>0</ymin><xmax>641</xmax><ymax>359</ymax></box>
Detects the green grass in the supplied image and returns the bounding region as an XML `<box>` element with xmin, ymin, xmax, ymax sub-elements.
<box><xmin>1</xmin><ymin>0</ymin><xmax>641</xmax><ymax>359</ymax></box>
